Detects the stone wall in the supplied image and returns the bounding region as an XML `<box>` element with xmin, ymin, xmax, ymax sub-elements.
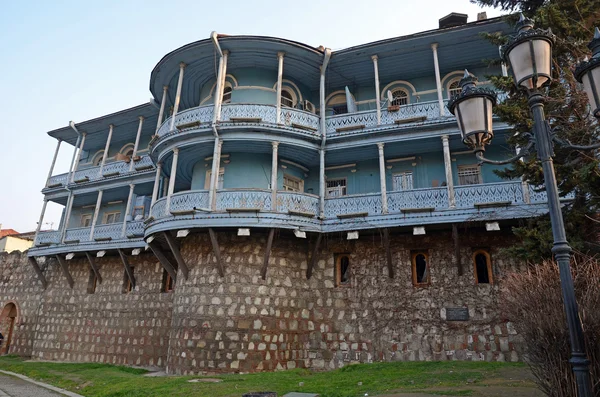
<box><xmin>0</xmin><ymin>227</ymin><xmax>525</xmax><ymax>373</ymax></box>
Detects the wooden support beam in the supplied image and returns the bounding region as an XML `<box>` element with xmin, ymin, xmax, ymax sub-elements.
<box><xmin>27</xmin><ymin>257</ymin><xmax>47</xmax><ymax>289</ymax></box>
<box><xmin>208</xmin><ymin>228</ymin><xmax>224</xmax><ymax>277</ymax></box>
<box><xmin>84</xmin><ymin>252</ymin><xmax>103</xmax><ymax>284</ymax></box>
<box><xmin>118</xmin><ymin>249</ymin><xmax>136</xmax><ymax>289</ymax></box>
<box><xmin>163</xmin><ymin>232</ymin><xmax>189</xmax><ymax>280</ymax></box>
<box><xmin>452</xmin><ymin>223</ymin><xmax>462</xmax><ymax>275</ymax></box>
<box><xmin>148</xmin><ymin>242</ymin><xmax>177</xmax><ymax>283</ymax></box>
<box><xmin>261</xmin><ymin>229</ymin><xmax>276</xmax><ymax>280</ymax></box>
<box><xmin>55</xmin><ymin>255</ymin><xmax>74</xmax><ymax>289</ymax></box>
<box><xmin>306</xmin><ymin>233</ymin><xmax>322</xmax><ymax>280</ymax></box>
<box><xmin>383</xmin><ymin>228</ymin><xmax>394</xmax><ymax>278</ymax></box>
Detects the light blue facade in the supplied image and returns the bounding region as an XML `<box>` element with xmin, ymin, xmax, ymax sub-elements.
<box><xmin>29</xmin><ymin>17</ymin><xmax>556</xmax><ymax>260</ymax></box>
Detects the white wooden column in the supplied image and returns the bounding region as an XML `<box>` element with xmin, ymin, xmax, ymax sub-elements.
<box><xmin>372</xmin><ymin>55</ymin><xmax>381</xmax><ymax>125</ymax></box>
<box><xmin>165</xmin><ymin>148</ymin><xmax>179</xmax><ymax>213</ymax></box>
<box><xmin>34</xmin><ymin>199</ymin><xmax>49</xmax><ymax>241</ymax></box>
<box><xmin>441</xmin><ymin>135</ymin><xmax>456</xmax><ymax>208</ymax></box>
<box><xmin>377</xmin><ymin>143</ymin><xmax>388</xmax><ymax>214</ymax></box>
<box><xmin>70</xmin><ymin>132</ymin><xmax>87</xmax><ymax>182</ymax></box>
<box><xmin>130</xmin><ymin>116</ymin><xmax>144</xmax><ymax>171</ymax></box>
<box><xmin>431</xmin><ymin>43</ymin><xmax>445</xmax><ymax>117</ymax></box>
<box><xmin>61</xmin><ymin>193</ymin><xmax>75</xmax><ymax>242</ymax></box>
<box><xmin>99</xmin><ymin>124</ymin><xmax>114</xmax><ymax>174</ymax></box>
<box><xmin>212</xmin><ymin>56</ymin><xmax>225</xmax><ymax>124</ymax></box>
<box><xmin>89</xmin><ymin>190</ymin><xmax>104</xmax><ymax>240</ymax></box>
<box><xmin>46</xmin><ymin>139</ymin><xmax>62</xmax><ymax>187</ymax></box>
<box><xmin>169</xmin><ymin>63</ymin><xmax>186</xmax><ymax>131</ymax></box>
<box><xmin>208</xmin><ymin>139</ymin><xmax>223</xmax><ymax>210</ymax></box>
<box><xmin>275</xmin><ymin>52</ymin><xmax>285</xmax><ymax>124</ymax></box>
<box><xmin>215</xmin><ymin>51</ymin><xmax>229</xmax><ymax>121</ymax></box>
<box><xmin>271</xmin><ymin>141</ymin><xmax>279</xmax><ymax>209</ymax></box>
<box><xmin>156</xmin><ymin>86</ymin><xmax>168</xmax><ymax>133</ymax></box>
<box><xmin>151</xmin><ymin>162</ymin><xmax>162</xmax><ymax>211</ymax></box>
<box><xmin>66</xmin><ymin>134</ymin><xmax>82</xmax><ymax>183</ymax></box>
<box><xmin>319</xmin><ymin>149</ymin><xmax>325</xmax><ymax>218</ymax></box>
<box><xmin>122</xmin><ymin>184</ymin><xmax>135</xmax><ymax>237</ymax></box>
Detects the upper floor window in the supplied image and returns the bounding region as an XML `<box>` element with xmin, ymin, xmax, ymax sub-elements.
<box><xmin>327</xmin><ymin>94</ymin><xmax>348</xmax><ymax>115</ymax></box>
<box><xmin>91</xmin><ymin>151</ymin><xmax>105</xmax><ymax>166</ymax></box>
<box><xmin>335</xmin><ymin>254</ymin><xmax>351</xmax><ymax>286</ymax></box>
<box><xmin>411</xmin><ymin>251</ymin><xmax>430</xmax><ymax>286</ymax></box>
<box><xmin>473</xmin><ymin>249</ymin><xmax>493</xmax><ymax>284</ymax></box>
<box><xmin>326</xmin><ymin>178</ymin><xmax>347</xmax><ymax>198</ymax></box>
<box><xmin>391</xmin><ymin>88</ymin><xmax>409</xmax><ymax>106</ymax></box>
<box><xmin>283</xmin><ymin>174</ymin><xmax>304</xmax><ymax>192</ymax></box>
<box><xmin>222</xmin><ymin>85</ymin><xmax>232</xmax><ymax>104</ymax></box>
<box><xmin>281</xmin><ymin>88</ymin><xmax>295</xmax><ymax>108</ymax></box>
<box><xmin>204</xmin><ymin>168</ymin><xmax>225</xmax><ymax>190</ymax></box>
<box><xmin>103</xmin><ymin>211</ymin><xmax>121</xmax><ymax>224</ymax></box>
<box><xmin>458</xmin><ymin>165</ymin><xmax>482</xmax><ymax>185</ymax></box>
<box><xmin>448</xmin><ymin>79</ymin><xmax>462</xmax><ymax>100</ymax></box>
<box><xmin>81</xmin><ymin>214</ymin><xmax>92</xmax><ymax>227</ymax></box>
<box><xmin>392</xmin><ymin>171</ymin><xmax>413</xmax><ymax>191</ymax></box>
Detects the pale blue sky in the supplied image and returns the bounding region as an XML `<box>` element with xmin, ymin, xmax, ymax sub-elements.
<box><xmin>0</xmin><ymin>0</ymin><xmax>503</xmax><ymax>232</ymax></box>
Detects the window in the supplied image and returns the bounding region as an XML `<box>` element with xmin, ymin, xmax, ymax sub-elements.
<box><xmin>92</xmin><ymin>151</ymin><xmax>104</xmax><ymax>166</ymax></box>
<box><xmin>458</xmin><ymin>165</ymin><xmax>482</xmax><ymax>185</ymax></box>
<box><xmin>281</xmin><ymin>89</ymin><xmax>294</xmax><ymax>108</ymax></box>
<box><xmin>103</xmin><ymin>211</ymin><xmax>121</xmax><ymax>224</ymax></box>
<box><xmin>162</xmin><ymin>269</ymin><xmax>175</xmax><ymax>293</ymax></box>
<box><xmin>204</xmin><ymin>168</ymin><xmax>225</xmax><ymax>190</ymax></box>
<box><xmin>448</xmin><ymin>79</ymin><xmax>462</xmax><ymax>100</ymax></box>
<box><xmin>124</xmin><ymin>148</ymin><xmax>134</xmax><ymax>157</ymax></box>
<box><xmin>392</xmin><ymin>172</ymin><xmax>414</xmax><ymax>191</ymax></box>
<box><xmin>283</xmin><ymin>174</ymin><xmax>304</xmax><ymax>192</ymax></box>
<box><xmin>332</xmin><ymin>104</ymin><xmax>347</xmax><ymax>115</ymax></box>
<box><xmin>326</xmin><ymin>178</ymin><xmax>347</xmax><ymax>198</ymax></box>
<box><xmin>391</xmin><ymin>88</ymin><xmax>409</xmax><ymax>106</ymax></box>
<box><xmin>80</xmin><ymin>214</ymin><xmax>93</xmax><ymax>227</ymax></box>
<box><xmin>222</xmin><ymin>86</ymin><xmax>232</xmax><ymax>104</ymax></box>
<box><xmin>473</xmin><ymin>250</ymin><xmax>493</xmax><ymax>284</ymax></box>
<box><xmin>328</xmin><ymin>94</ymin><xmax>348</xmax><ymax>115</ymax></box>
<box><xmin>123</xmin><ymin>266</ymin><xmax>135</xmax><ymax>293</ymax></box>
<box><xmin>87</xmin><ymin>268</ymin><xmax>97</xmax><ymax>294</ymax></box>
<box><xmin>132</xmin><ymin>205</ymin><xmax>145</xmax><ymax>220</ymax></box>
<box><xmin>411</xmin><ymin>252</ymin><xmax>430</xmax><ymax>286</ymax></box>
<box><xmin>335</xmin><ymin>254</ymin><xmax>351</xmax><ymax>286</ymax></box>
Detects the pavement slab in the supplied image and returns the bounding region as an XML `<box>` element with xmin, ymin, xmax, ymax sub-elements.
<box><xmin>0</xmin><ymin>372</ymin><xmax>84</xmax><ymax>397</ymax></box>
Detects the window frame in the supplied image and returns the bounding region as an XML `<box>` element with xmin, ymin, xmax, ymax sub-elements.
<box><xmin>91</xmin><ymin>150</ymin><xmax>105</xmax><ymax>166</ymax></box>
<box><xmin>222</xmin><ymin>84</ymin><xmax>233</xmax><ymax>104</ymax></box>
<box><xmin>280</xmin><ymin>87</ymin><xmax>295</xmax><ymax>108</ymax></box>
<box><xmin>283</xmin><ymin>174</ymin><xmax>304</xmax><ymax>192</ymax></box>
<box><xmin>335</xmin><ymin>254</ymin><xmax>351</xmax><ymax>287</ymax></box>
<box><xmin>103</xmin><ymin>211</ymin><xmax>122</xmax><ymax>224</ymax></box>
<box><xmin>392</xmin><ymin>171</ymin><xmax>414</xmax><ymax>191</ymax></box>
<box><xmin>390</xmin><ymin>88</ymin><xmax>410</xmax><ymax>106</ymax></box>
<box><xmin>326</xmin><ymin>177</ymin><xmax>347</xmax><ymax>198</ymax></box>
<box><xmin>447</xmin><ymin>78</ymin><xmax>462</xmax><ymax>100</ymax></box>
<box><xmin>457</xmin><ymin>164</ymin><xmax>483</xmax><ymax>185</ymax></box>
<box><xmin>80</xmin><ymin>214</ymin><xmax>93</xmax><ymax>227</ymax></box>
<box><xmin>204</xmin><ymin>167</ymin><xmax>225</xmax><ymax>190</ymax></box>
<box><xmin>411</xmin><ymin>251</ymin><xmax>430</xmax><ymax>286</ymax></box>
<box><xmin>473</xmin><ymin>249</ymin><xmax>493</xmax><ymax>284</ymax></box>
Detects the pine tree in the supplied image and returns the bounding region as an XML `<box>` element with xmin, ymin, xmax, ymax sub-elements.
<box><xmin>471</xmin><ymin>0</ymin><xmax>600</xmax><ymax>261</ymax></box>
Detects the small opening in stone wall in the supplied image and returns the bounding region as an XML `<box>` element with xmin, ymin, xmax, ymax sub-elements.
<box><xmin>473</xmin><ymin>249</ymin><xmax>493</xmax><ymax>284</ymax></box>
<box><xmin>411</xmin><ymin>251</ymin><xmax>430</xmax><ymax>286</ymax></box>
<box><xmin>122</xmin><ymin>266</ymin><xmax>135</xmax><ymax>294</ymax></box>
<box><xmin>87</xmin><ymin>268</ymin><xmax>97</xmax><ymax>294</ymax></box>
<box><xmin>161</xmin><ymin>269</ymin><xmax>175</xmax><ymax>293</ymax></box>
<box><xmin>335</xmin><ymin>254</ymin><xmax>351</xmax><ymax>287</ymax></box>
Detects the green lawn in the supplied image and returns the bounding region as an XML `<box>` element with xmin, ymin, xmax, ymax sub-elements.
<box><xmin>0</xmin><ymin>355</ymin><xmax>536</xmax><ymax>397</ymax></box>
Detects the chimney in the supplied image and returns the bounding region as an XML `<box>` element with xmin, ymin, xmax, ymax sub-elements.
<box><xmin>439</xmin><ymin>13</ymin><xmax>469</xmax><ymax>29</ymax></box>
<box><xmin>477</xmin><ymin>12</ymin><xmax>487</xmax><ymax>21</ymax></box>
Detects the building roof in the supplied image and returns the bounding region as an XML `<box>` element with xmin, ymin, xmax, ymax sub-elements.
<box><xmin>0</xmin><ymin>229</ymin><xmax>19</xmax><ymax>238</ymax></box>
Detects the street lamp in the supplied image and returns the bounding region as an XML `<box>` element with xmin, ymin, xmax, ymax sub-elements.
<box><xmin>448</xmin><ymin>14</ymin><xmax>597</xmax><ymax>397</ymax></box>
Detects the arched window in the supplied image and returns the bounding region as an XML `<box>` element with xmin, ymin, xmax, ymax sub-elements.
<box><xmin>222</xmin><ymin>85</ymin><xmax>232</xmax><ymax>104</ymax></box>
<box><xmin>327</xmin><ymin>94</ymin><xmax>347</xmax><ymax>115</ymax></box>
<box><xmin>448</xmin><ymin>79</ymin><xmax>462</xmax><ymax>100</ymax></box>
<box><xmin>335</xmin><ymin>254</ymin><xmax>351</xmax><ymax>286</ymax></box>
<box><xmin>411</xmin><ymin>252</ymin><xmax>430</xmax><ymax>286</ymax></box>
<box><xmin>124</xmin><ymin>148</ymin><xmax>134</xmax><ymax>157</ymax></box>
<box><xmin>473</xmin><ymin>250</ymin><xmax>493</xmax><ymax>284</ymax></box>
<box><xmin>281</xmin><ymin>88</ymin><xmax>295</xmax><ymax>108</ymax></box>
<box><xmin>91</xmin><ymin>151</ymin><xmax>105</xmax><ymax>166</ymax></box>
<box><xmin>391</xmin><ymin>88</ymin><xmax>409</xmax><ymax>106</ymax></box>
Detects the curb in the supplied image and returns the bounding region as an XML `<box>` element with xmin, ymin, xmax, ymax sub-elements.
<box><xmin>0</xmin><ymin>369</ymin><xmax>85</xmax><ymax>397</ymax></box>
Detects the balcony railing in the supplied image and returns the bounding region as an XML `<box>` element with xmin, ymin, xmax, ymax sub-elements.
<box><xmin>454</xmin><ymin>181</ymin><xmax>526</xmax><ymax>207</ymax></box>
<box><xmin>276</xmin><ymin>191</ymin><xmax>319</xmax><ymax>216</ymax></box>
<box><xmin>46</xmin><ymin>155</ymin><xmax>155</xmax><ymax>188</ymax></box>
<box><xmin>34</xmin><ymin>221</ymin><xmax>145</xmax><ymax>246</ymax></box>
<box><xmin>324</xmin><ymin>192</ymin><xmax>383</xmax><ymax>218</ymax></box>
<box><xmin>216</xmin><ymin>189</ymin><xmax>272</xmax><ymax>211</ymax></box>
<box><xmin>387</xmin><ymin>187</ymin><xmax>449</xmax><ymax>211</ymax></box>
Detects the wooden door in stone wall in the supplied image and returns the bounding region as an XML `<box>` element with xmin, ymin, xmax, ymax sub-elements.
<box><xmin>0</xmin><ymin>303</ymin><xmax>17</xmax><ymax>355</ymax></box>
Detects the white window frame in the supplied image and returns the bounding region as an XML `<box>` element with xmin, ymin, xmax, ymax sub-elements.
<box><xmin>80</xmin><ymin>214</ymin><xmax>93</xmax><ymax>227</ymax></box>
<box><xmin>326</xmin><ymin>177</ymin><xmax>347</xmax><ymax>198</ymax></box>
<box><xmin>280</xmin><ymin>87</ymin><xmax>296</xmax><ymax>108</ymax></box>
<box><xmin>222</xmin><ymin>83</ymin><xmax>233</xmax><ymax>104</ymax></box>
<box><xmin>204</xmin><ymin>168</ymin><xmax>225</xmax><ymax>190</ymax></box>
<box><xmin>283</xmin><ymin>174</ymin><xmax>304</xmax><ymax>192</ymax></box>
<box><xmin>457</xmin><ymin>164</ymin><xmax>483</xmax><ymax>185</ymax></box>
<box><xmin>392</xmin><ymin>171</ymin><xmax>414</xmax><ymax>191</ymax></box>
<box><xmin>447</xmin><ymin>78</ymin><xmax>463</xmax><ymax>100</ymax></box>
<box><xmin>391</xmin><ymin>88</ymin><xmax>410</xmax><ymax>106</ymax></box>
<box><xmin>103</xmin><ymin>211</ymin><xmax>122</xmax><ymax>224</ymax></box>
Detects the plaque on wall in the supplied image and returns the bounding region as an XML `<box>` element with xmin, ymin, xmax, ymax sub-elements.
<box><xmin>445</xmin><ymin>307</ymin><xmax>469</xmax><ymax>321</ymax></box>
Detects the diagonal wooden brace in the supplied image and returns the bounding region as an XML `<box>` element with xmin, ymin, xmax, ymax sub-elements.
<box><xmin>306</xmin><ymin>233</ymin><xmax>322</xmax><ymax>280</ymax></box>
<box><xmin>208</xmin><ymin>228</ymin><xmax>225</xmax><ymax>277</ymax></box>
<box><xmin>55</xmin><ymin>255</ymin><xmax>74</xmax><ymax>289</ymax></box>
<box><xmin>28</xmin><ymin>257</ymin><xmax>47</xmax><ymax>289</ymax></box>
<box><xmin>148</xmin><ymin>242</ymin><xmax>177</xmax><ymax>283</ymax></box>
<box><xmin>118</xmin><ymin>249</ymin><xmax>135</xmax><ymax>290</ymax></box>
<box><xmin>84</xmin><ymin>252</ymin><xmax>103</xmax><ymax>284</ymax></box>
<box><xmin>261</xmin><ymin>228</ymin><xmax>276</xmax><ymax>280</ymax></box>
<box><xmin>163</xmin><ymin>232</ymin><xmax>189</xmax><ymax>280</ymax></box>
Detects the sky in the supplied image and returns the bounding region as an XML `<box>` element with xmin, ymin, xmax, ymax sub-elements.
<box><xmin>0</xmin><ymin>0</ymin><xmax>504</xmax><ymax>233</ymax></box>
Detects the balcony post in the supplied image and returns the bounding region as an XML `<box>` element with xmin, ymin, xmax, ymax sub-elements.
<box><xmin>156</xmin><ymin>86</ymin><xmax>168</xmax><ymax>133</ymax></box>
<box><xmin>499</xmin><ymin>46</ymin><xmax>509</xmax><ymax>77</ymax></box>
<box><xmin>151</xmin><ymin>162</ymin><xmax>162</xmax><ymax>214</ymax></box>
<box><xmin>212</xmin><ymin>55</ymin><xmax>225</xmax><ymax>124</ymax></box>
<box><xmin>169</xmin><ymin>62</ymin><xmax>186</xmax><ymax>131</ymax></box>
<box><xmin>208</xmin><ymin>139</ymin><xmax>223</xmax><ymax>210</ymax></box>
<box><xmin>516</xmin><ymin>145</ymin><xmax>531</xmax><ymax>203</ymax></box>
<box><xmin>165</xmin><ymin>148</ymin><xmax>179</xmax><ymax>213</ymax></box>
<box><xmin>61</xmin><ymin>193</ymin><xmax>75</xmax><ymax>243</ymax></box>
<box><xmin>372</xmin><ymin>55</ymin><xmax>381</xmax><ymax>125</ymax></box>
<box><xmin>319</xmin><ymin>149</ymin><xmax>325</xmax><ymax>218</ymax></box>
<box><xmin>99</xmin><ymin>124</ymin><xmax>114</xmax><ymax>174</ymax></box>
<box><xmin>271</xmin><ymin>141</ymin><xmax>279</xmax><ymax>209</ymax></box>
<box><xmin>377</xmin><ymin>143</ymin><xmax>388</xmax><ymax>213</ymax></box>
<box><xmin>45</xmin><ymin>139</ymin><xmax>62</xmax><ymax>187</ymax></box>
<box><xmin>122</xmin><ymin>184</ymin><xmax>135</xmax><ymax>238</ymax></box>
<box><xmin>431</xmin><ymin>43</ymin><xmax>445</xmax><ymax>117</ymax></box>
<box><xmin>66</xmin><ymin>133</ymin><xmax>82</xmax><ymax>185</ymax></box>
<box><xmin>34</xmin><ymin>198</ymin><xmax>49</xmax><ymax>243</ymax></box>
<box><xmin>216</xmin><ymin>50</ymin><xmax>229</xmax><ymax>120</ymax></box>
<box><xmin>70</xmin><ymin>132</ymin><xmax>87</xmax><ymax>182</ymax></box>
<box><xmin>89</xmin><ymin>190</ymin><xmax>104</xmax><ymax>240</ymax></box>
<box><xmin>130</xmin><ymin>116</ymin><xmax>144</xmax><ymax>171</ymax></box>
<box><xmin>441</xmin><ymin>135</ymin><xmax>456</xmax><ymax>208</ymax></box>
<box><xmin>275</xmin><ymin>52</ymin><xmax>285</xmax><ymax>124</ymax></box>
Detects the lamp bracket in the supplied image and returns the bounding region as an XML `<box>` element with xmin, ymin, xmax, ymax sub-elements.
<box><xmin>475</xmin><ymin>134</ymin><xmax>535</xmax><ymax>165</ymax></box>
<box><xmin>553</xmin><ymin>135</ymin><xmax>600</xmax><ymax>150</ymax></box>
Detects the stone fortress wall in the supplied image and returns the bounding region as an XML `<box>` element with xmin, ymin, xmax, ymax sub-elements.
<box><xmin>0</xmin><ymin>228</ymin><xmax>524</xmax><ymax>374</ymax></box>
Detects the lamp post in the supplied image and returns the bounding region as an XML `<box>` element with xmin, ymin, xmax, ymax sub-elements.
<box><xmin>448</xmin><ymin>14</ymin><xmax>596</xmax><ymax>396</ymax></box>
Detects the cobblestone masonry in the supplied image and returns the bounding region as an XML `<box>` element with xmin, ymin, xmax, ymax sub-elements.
<box><xmin>0</xmin><ymin>228</ymin><xmax>524</xmax><ymax>373</ymax></box>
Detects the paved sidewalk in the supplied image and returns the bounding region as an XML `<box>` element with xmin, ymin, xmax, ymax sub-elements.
<box><xmin>0</xmin><ymin>372</ymin><xmax>84</xmax><ymax>397</ymax></box>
